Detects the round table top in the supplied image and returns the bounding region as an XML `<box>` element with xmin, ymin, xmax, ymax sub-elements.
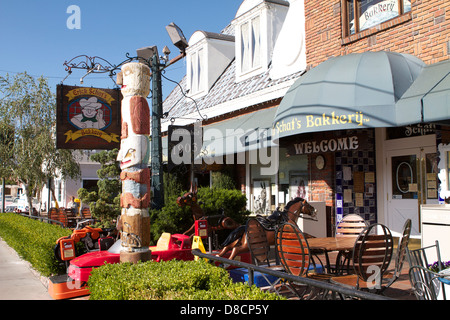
<box><xmin>307</xmin><ymin>236</ymin><xmax>357</xmax><ymax>251</ymax></box>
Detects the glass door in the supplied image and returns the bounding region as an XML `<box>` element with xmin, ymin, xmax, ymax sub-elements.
<box><xmin>387</xmin><ymin>146</ymin><xmax>437</xmax><ymax>237</ymax></box>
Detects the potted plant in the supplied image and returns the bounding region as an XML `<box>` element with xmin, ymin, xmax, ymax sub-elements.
<box><xmin>428</xmin><ymin>261</ymin><xmax>450</xmax><ymax>299</ymax></box>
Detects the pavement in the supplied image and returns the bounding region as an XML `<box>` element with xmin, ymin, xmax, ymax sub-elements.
<box><xmin>0</xmin><ymin>237</ymin><xmax>52</xmax><ymax>300</ymax></box>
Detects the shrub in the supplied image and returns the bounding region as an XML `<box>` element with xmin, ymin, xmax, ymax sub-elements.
<box><xmin>150</xmin><ymin>187</ymin><xmax>250</xmax><ymax>245</ymax></box>
<box><xmin>88</xmin><ymin>259</ymin><xmax>283</xmax><ymax>300</ymax></box>
<box><xmin>0</xmin><ymin>212</ymin><xmax>83</xmax><ymax>276</ymax></box>
<box><xmin>196</xmin><ymin>187</ymin><xmax>250</xmax><ymax>224</ymax></box>
<box><xmin>149</xmin><ymin>194</ymin><xmax>192</xmax><ymax>245</ymax></box>
<box><xmin>77</xmin><ymin>149</ymin><xmax>121</xmax><ymax>228</ymax></box>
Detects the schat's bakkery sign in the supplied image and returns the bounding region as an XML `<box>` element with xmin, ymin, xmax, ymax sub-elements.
<box><xmin>56</xmin><ymin>84</ymin><xmax>122</xmax><ymax>149</ymax></box>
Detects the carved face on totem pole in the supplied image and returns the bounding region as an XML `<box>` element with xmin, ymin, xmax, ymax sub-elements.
<box><xmin>117</xmin><ymin>134</ymin><xmax>150</xmax><ymax>169</ymax></box>
<box><xmin>116</xmin><ymin>62</ymin><xmax>151</xmax><ymax>98</ymax></box>
<box><xmin>116</xmin><ymin>63</ymin><xmax>151</xmax><ymax>169</ymax></box>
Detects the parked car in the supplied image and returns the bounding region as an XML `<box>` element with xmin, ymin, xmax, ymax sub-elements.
<box><xmin>5</xmin><ymin>197</ymin><xmax>39</xmax><ymax>213</ymax></box>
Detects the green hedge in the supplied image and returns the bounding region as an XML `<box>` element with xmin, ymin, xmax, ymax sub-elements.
<box><xmin>88</xmin><ymin>259</ymin><xmax>284</xmax><ymax>300</ymax></box>
<box><xmin>0</xmin><ymin>212</ymin><xmax>77</xmax><ymax>276</ymax></box>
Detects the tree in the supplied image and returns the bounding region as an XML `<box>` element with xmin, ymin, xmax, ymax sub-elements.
<box><xmin>77</xmin><ymin>149</ymin><xmax>121</xmax><ymax>227</ymax></box>
<box><xmin>0</xmin><ymin>72</ymin><xmax>81</xmax><ymax>215</ymax></box>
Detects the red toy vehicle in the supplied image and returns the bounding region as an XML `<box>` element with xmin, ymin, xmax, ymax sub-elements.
<box><xmin>48</xmin><ymin>232</ymin><xmax>251</xmax><ymax>300</ymax></box>
<box><xmin>48</xmin><ymin>233</ymin><xmax>195</xmax><ymax>299</ymax></box>
<box><xmin>68</xmin><ymin>233</ymin><xmax>194</xmax><ymax>282</ymax></box>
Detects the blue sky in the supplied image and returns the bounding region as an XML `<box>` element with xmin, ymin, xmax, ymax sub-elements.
<box><xmin>0</xmin><ymin>0</ymin><xmax>242</xmax><ymax>97</ymax></box>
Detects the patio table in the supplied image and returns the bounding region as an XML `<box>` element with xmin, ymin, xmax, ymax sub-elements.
<box><xmin>307</xmin><ymin>236</ymin><xmax>357</xmax><ymax>274</ymax></box>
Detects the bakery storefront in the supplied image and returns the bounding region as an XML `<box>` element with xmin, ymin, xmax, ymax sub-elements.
<box><xmin>272</xmin><ymin>51</ymin><xmax>450</xmax><ymax>238</ymax></box>
<box><xmin>275</xmin><ymin>127</ymin><xmax>377</xmax><ymax>237</ymax></box>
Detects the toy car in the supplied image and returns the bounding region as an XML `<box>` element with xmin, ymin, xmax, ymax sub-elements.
<box><xmin>48</xmin><ymin>233</ymin><xmax>195</xmax><ymax>299</ymax></box>
<box><xmin>68</xmin><ymin>233</ymin><xmax>194</xmax><ymax>282</ymax></box>
<box><xmin>48</xmin><ymin>232</ymin><xmax>251</xmax><ymax>300</ymax></box>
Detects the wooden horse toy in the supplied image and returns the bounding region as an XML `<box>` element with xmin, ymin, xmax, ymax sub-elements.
<box><xmin>176</xmin><ymin>183</ymin><xmax>240</xmax><ymax>239</ymax></box>
<box><xmin>216</xmin><ymin>197</ymin><xmax>317</xmax><ymax>260</ymax></box>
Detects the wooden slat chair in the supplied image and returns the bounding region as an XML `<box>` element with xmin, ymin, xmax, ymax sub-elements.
<box><xmin>81</xmin><ymin>207</ymin><xmax>92</xmax><ymax>219</ymax></box>
<box><xmin>245</xmin><ymin>218</ymin><xmax>285</xmax><ymax>293</ymax></box>
<box><xmin>407</xmin><ymin>240</ymin><xmax>447</xmax><ymax>300</ymax></box>
<box><xmin>330</xmin><ymin>223</ymin><xmax>394</xmax><ymax>293</ymax></box>
<box><xmin>57</xmin><ymin>209</ymin><xmax>69</xmax><ymax>228</ymax></box>
<box><xmin>334</xmin><ymin>214</ymin><xmax>368</xmax><ymax>274</ymax></box>
<box><xmin>49</xmin><ymin>208</ymin><xmax>69</xmax><ymax>228</ymax></box>
<box><xmin>48</xmin><ymin>207</ymin><xmax>59</xmax><ymax>225</ymax></box>
<box><xmin>64</xmin><ymin>208</ymin><xmax>74</xmax><ymax>217</ymax></box>
<box><xmin>336</xmin><ymin>214</ymin><xmax>367</xmax><ymax>237</ymax></box>
<box><xmin>48</xmin><ymin>207</ymin><xmax>66</xmax><ymax>228</ymax></box>
<box><xmin>382</xmin><ymin>219</ymin><xmax>412</xmax><ymax>290</ymax></box>
<box><xmin>64</xmin><ymin>208</ymin><xmax>78</xmax><ymax>228</ymax></box>
<box><xmin>276</xmin><ymin>222</ymin><xmax>332</xmax><ymax>299</ymax></box>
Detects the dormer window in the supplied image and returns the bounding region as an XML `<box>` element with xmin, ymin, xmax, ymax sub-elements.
<box><xmin>189</xmin><ymin>48</ymin><xmax>206</xmax><ymax>96</ymax></box>
<box><xmin>241</xmin><ymin>15</ymin><xmax>261</xmax><ymax>74</ymax></box>
<box><xmin>233</xmin><ymin>0</ymin><xmax>289</xmax><ymax>82</ymax></box>
<box><xmin>186</xmin><ymin>31</ymin><xmax>235</xmax><ymax>99</ymax></box>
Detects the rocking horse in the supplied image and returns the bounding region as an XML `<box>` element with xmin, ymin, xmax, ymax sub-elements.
<box><xmin>216</xmin><ymin>197</ymin><xmax>317</xmax><ymax>260</ymax></box>
<box><xmin>176</xmin><ymin>183</ymin><xmax>240</xmax><ymax>240</ymax></box>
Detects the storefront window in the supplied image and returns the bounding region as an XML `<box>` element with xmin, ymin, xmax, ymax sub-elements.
<box><xmin>277</xmin><ymin>148</ymin><xmax>308</xmax><ymax>205</ymax></box>
<box><xmin>344</xmin><ymin>0</ymin><xmax>411</xmax><ymax>36</ymax></box>
<box><xmin>251</xmin><ymin>163</ymin><xmax>275</xmax><ymax>215</ymax></box>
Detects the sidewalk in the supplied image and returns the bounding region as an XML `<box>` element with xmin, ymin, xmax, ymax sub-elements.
<box><xmin>0</xmin><ymin>238</ymin><xmax>52</xmax><ymax>300</ymax></box>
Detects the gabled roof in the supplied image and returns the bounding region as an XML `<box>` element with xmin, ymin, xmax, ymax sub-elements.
<box><xmin>162</xmin><ymin>3</ymin><xmax>302</xmax><ymax>132</ymax></box>
<box><xmin>162</xmin><ymin>58</ymin><xmax>301</xmax><ymax>130</ymax></box>
<box><xmin>189</xmin><ymin>31</ymin><xmax>235</xmax><ymax>43</ymax></box>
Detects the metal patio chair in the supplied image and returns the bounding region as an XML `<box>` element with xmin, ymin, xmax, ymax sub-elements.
<box><xmin>334</xmin><ymin>214</ymin><xmax>367</xmax><ymax>274</ymax></box>
<box><xmin>245</xmin><ymin>218</ymin><xmax>285</xmax><ymax>293</ymax></box>
<box><xmin>383</xmin><ymin>219</ymin><xmax>412</xmax><ymax>289</ymax></box>
<box><xmin>276</xmin><ymin>222</ymin><xmax>332</xmax><ymax>299</ymax></box>
<box><xmin>408</xmin><ymin>240</ymin><xmax>448</xmax><ymax>300</ymax></box>
<box><xmin>330</xmin><ymin>223</ymin><xmax>394</xmax><ymax>293</ymax></box>
<box><xmin>409</xmin><ymin>265</ymin><xmax>450</xmax><ymax>300</ymax></box>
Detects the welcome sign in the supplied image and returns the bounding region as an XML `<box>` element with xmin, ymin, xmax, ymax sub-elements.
<box><xmin>56</xmin><ymin>84</ymin><xmax>122</xmax><ymax>149</ymax></box>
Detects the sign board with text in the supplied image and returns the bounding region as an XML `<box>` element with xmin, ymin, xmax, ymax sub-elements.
<box><xmin>56</xmin><ymin>84</ymin><xmax>122</xmax><ymax>150</ymax></box>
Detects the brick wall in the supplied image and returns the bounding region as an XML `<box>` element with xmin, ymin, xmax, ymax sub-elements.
<box><xmin>309</xmin><ymin>152</ymin><xmax>335</xmax><ymax>207</ymax></box>
<box><xmin>309</xmin><ymin>152</ymin><xmax>335</xmax><ymax>236</ymax></box>
<box><xmin>305</xmin><ymin>0</ymin><xmax>450</xmax><ymax>68</ymax></box>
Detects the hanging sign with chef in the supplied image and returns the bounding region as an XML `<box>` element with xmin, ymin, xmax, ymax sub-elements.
<box><xmin>56</xmin><ymin>84</ymin><xmax>122</xmax><ymax>149</ymax></box>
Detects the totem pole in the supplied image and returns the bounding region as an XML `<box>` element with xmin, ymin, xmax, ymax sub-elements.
<box><xmin>116</xmin><ymin>62</ymin><xmax>152</xmax><ymax>263</ymax></box>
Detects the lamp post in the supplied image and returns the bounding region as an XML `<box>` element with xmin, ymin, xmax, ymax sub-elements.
<box><xmin>146</xmin><ymin>23</ymin><xmax>189</xmax><ymax>210</ymax></box>
<box><xmin>150</xmin><ymin>51</ymin><xmax>164</xmax><ymax>210</ymax></box>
